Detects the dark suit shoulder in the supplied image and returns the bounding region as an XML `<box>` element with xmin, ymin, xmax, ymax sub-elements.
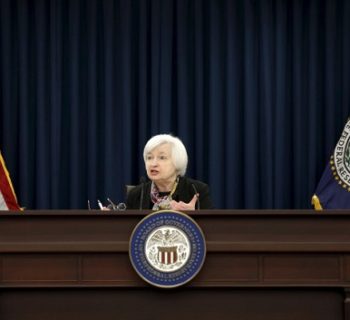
<box><xmin>178</xmin><ymin>176</ymin><xmax>213</xmax><ymax>209</ymax></box>
<box><xmin>183</xmin><ymin>177</ymin><xmax>208</xmax><ymax>187</ymax></box>
<box><xmin>179</xmin><ymin>177</ymin><xmax>209</xmax><ymax>192</ymax></box>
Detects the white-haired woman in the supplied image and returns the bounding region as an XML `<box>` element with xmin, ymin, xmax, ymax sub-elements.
<box><xmin>126</xmin><ymin>134</ymin><xmax>213</xmax><ymax>210</ymax></box>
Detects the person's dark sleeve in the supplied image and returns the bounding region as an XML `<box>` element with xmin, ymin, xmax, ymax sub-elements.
<box><xmin>197</xmin><ymin>183</ymin><xmax>214</xmax><ymax>209</ymax></box>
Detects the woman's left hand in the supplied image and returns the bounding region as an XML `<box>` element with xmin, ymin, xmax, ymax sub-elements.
<box><xmin>170</xmin><ymin>194</ymin><xmax>198</xmax><ymax>211</ymax></box>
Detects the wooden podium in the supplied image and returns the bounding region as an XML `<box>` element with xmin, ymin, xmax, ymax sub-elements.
<box><xmin>0</xmin><ymin>210</ymin><xmax>349</xmax><ymax>320</ymax></box>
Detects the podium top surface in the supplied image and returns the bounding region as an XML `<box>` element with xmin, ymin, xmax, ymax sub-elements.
<box><xmin>1</xmin><ymin>209</ymin><xmax>350</xmax><ymax>216</ymax></box>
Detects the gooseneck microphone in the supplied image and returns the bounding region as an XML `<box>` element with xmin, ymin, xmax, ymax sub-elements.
<box><xmin>191</xmin><ymin>184</ymin><xmax>200</xmax><ymax>210</ymax></box>
<box><xmin>107</xmin><ymin>198</ymin><xmax>126</xmax><ymax>211</ymax></box>
<box><xmin>139</xmin><ymin>177</ymin><xmax>146</xmax><ymax>210</ymax></box>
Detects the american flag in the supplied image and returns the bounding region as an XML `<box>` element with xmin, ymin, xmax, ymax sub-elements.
<box><xmin>312</xmin><ymin>118</ymin><xmax>350</xmax><ymax>210</ymax></box>
<box><xmin>0</xmin><ymin>151</ymin><xmax>21</xmax><ymax>210</ymax></box>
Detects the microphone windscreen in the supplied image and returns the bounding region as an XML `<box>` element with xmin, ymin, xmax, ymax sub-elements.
<box><xmin>139</xmin><ymin>177</ymin><xmax>146</xmax><ymax>210</ymax></box>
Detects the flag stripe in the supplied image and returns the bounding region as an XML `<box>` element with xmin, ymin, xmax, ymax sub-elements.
<box><xmin>0</xmin><ymin>191</ymin><xmax>8</xmax><ymax>210</ymax></box>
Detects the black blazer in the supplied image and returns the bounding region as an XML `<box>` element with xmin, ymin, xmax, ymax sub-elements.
<box><xmin>126</xmin><ymin>176</ymin><xmax>213</xmax><ymax>210</ymax></box>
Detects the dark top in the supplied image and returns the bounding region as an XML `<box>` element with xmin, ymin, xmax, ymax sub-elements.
<box><xmin>126</xmin><ymin>176</ymin><xmax>213</xmax><ymax>210</ymax></box>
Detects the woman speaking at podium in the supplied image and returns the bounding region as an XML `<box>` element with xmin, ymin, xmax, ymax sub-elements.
<box><xmin>126</xmin><ymin>134</ymin><xmax>213</xmax><ymax>210</ymax></box>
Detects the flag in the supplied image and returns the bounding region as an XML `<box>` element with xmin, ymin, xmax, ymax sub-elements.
<box><xmin>312</xmin><ymin>119</ymin><xmax>350</xmax><ymax>210</ymax></box>
<box><xmin>0</xmin><ymin>151</ymin><xmax>21</xmax><ymax>210</ymax></box>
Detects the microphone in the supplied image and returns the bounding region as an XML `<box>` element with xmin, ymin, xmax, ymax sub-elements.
<box><xmin>97</xmin><ymin>199</ymin><xmax>104</xmax><ymax>210</ymax></box>
<box><xmin>139</xmin><ymin>177</ymin><xmax>146</xmax><ymax>210</ymax></box>
<box><xmin>107</xmin><ymin>198</ymin><xmax>126</xmax><ymax>211</ymax></box>
<box><xmin>191</xmin><ymin>184</ymin><xmax>200</xmax><ymax>210</ymax></box>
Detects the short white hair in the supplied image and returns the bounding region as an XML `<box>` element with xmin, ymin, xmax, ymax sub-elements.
<box><xmin>143</xmin><ymin>134</ymin><xmax>188</xmax><ymax>176</ymax></box>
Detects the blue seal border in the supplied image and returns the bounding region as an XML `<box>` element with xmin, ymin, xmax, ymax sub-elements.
<box><xmin>129</xmin><ymin>210</ymin><xmax>206</xmax><ymax>288</ymax></box>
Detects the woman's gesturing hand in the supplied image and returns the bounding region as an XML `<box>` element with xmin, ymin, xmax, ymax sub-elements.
<box><xmin>170</xmin><ymin>194</ymin><xmax>198</xmax><ymax>211</ymax></box>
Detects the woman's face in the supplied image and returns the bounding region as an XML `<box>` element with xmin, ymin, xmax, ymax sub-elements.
<box><xmin>145</xmin><ymin>143</ymin><xmax>177</xmax><ymax>184</ymax></box>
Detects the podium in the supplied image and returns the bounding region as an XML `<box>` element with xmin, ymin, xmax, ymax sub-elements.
<box><xmin>0</xmin><ymin>210</ymin><xmax>349</xmax><ymax>320</ymax></box>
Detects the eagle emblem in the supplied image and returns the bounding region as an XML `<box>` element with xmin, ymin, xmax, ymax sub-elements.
<box><xmin>145</xmin><ymin>227</ymin><xmax>190</xmax><ymax>272</ymax></box>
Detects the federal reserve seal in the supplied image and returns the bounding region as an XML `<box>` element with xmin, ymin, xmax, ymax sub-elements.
<box><xmin>331</xmin><ymin>119</ymin><xmax>350</xmax><ymax>190</ymax></box>
<box><xmin>129</xmin><ymin>210</ymin><xmax>206</xmax><ymax>288</ymax></box>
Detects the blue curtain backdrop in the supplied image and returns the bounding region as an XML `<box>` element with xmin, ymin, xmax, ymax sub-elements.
<box><xmin>0</xmin><ymin>0</ymin><xmax>350</xmax><ymax>209</ymax></box>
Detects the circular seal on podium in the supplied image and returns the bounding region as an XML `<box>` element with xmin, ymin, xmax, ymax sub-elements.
<box><xmin>129</xmin><ymin>210</ymin><xmax>206</xmax><ymax>288</ymax></box>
